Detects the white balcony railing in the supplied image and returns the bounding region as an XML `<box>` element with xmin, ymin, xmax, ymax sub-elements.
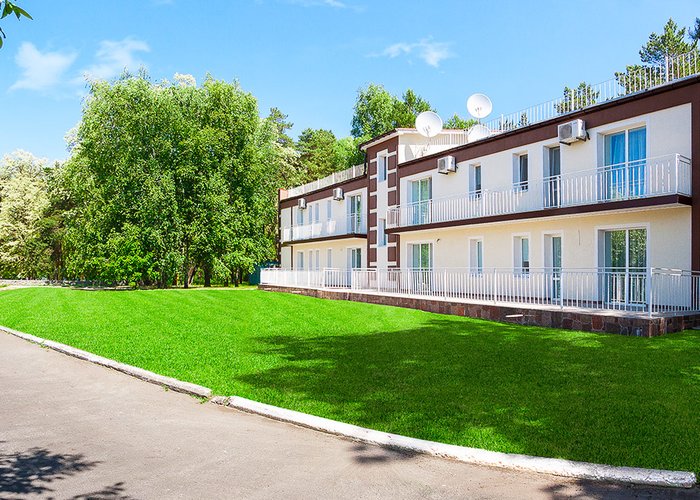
<box><xmin>260</xmin><ymin>267</ymin><xmax>700</xmax><ymax>317</ymax></box>
<box><xmin>387</xmin><ymin>154</ymin><xmax>691</xmax><ymax>228</ymax></box>
<box><xmin>281</xmin><ymin>214</ymin><xmax>366</xmax><ymax>243</ymax></box>
<box><xmin>285</xmin><ymin>164</ymin><xmax>366</xmax><ymax>199</ymax></box>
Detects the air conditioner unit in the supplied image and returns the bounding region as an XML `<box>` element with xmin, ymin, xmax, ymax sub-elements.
<box><xmin>437</xmin><ymin>155</ymin><xmax>457</xmax><ymax>174</ymax></box>
<box><xmin>332</xmin><ymin>187</ymin><xmax>344</xmax><ymax>200</ymax></box>
<box><xmin>558</xmin><ymin>119</ymin><xmax>587</xmax><ymax>144</ymax></box>
<box><xmin>298</xmin><ymin>198</ymin><xmax>307</xmax><ymax>210</ymax></box>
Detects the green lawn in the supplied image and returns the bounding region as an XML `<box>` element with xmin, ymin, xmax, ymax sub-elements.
<box><xmin>1</xmin><ymin>287</ymin><xmax>699</xmax><ymax>474</ymax></box>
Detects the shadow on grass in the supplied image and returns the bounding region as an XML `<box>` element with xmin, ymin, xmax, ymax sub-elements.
<box><xmin>237</xmin><ymin>318</ymin><xmax>700</xmax><ymax>474</ymax></box>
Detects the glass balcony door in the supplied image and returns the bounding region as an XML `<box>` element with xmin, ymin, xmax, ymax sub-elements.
<box><xmin>602</xmin><ymin>127</ymin><xmax>646</xmax><ymax>201</ymax></box>
<box><xmin>410</xmin><ymin>178</ymin><xmax>432</xmax><ymax>225</ymax></box>
<box><xmin>603</xmin><ymin>228</ymin><xmax>647</xmax><ymax>306</ymax></box>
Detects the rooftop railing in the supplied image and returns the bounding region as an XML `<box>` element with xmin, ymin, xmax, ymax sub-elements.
<box><xmin>285</xmin><ymin>164</ymin><xmax>366</xmax><ymax>198</ymax></box>
<box><xmin>387</xmin><ymin>154</ymin><xmax>691</xmax><ymax>229</ymax></box>
<box><xmin>483</xmin><ymin>52</ymin><xmax>700</xmax><ymax>135</ymax></box>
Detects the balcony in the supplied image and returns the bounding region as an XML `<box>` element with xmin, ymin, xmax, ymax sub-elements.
<box><xmin>387</xmin><ymin>154</ymin><xmax>691</xmax><ymax>229</ymax></box>
<box><xmin>284</xmin><ymin>164</ymin><xmax>366</xmax><ymax>199</ymax></box>
<box><xmin>281</xmin><ymin>214</ymin><xmax>367</xmax><ymax>243</ymax></box>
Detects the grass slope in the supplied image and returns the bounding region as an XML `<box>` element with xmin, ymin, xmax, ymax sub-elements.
<box><xmin>1</xmin><ymin>287</ymin><xmax>699</xmax><ymax>474</ymax></box>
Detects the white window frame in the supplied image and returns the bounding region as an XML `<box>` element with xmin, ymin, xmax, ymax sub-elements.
<box><xmin>469</xmin><ymin>163</ymin><xmax>482</xmax><ymax>198</ymax></box>
<box><xmin>513</xmin><ymin>152</ymin><xmax>529</xmax><ymax>191</ymax></box>
<box><xmin>468</xmin><ymin>237</ymin><xmax>484</xmax><ymax>274</ymax></box>
<box><xmin>326</xmin><ymin>248</ymin><xmax>333</xmax><ymax>268</ymax></box>
<box><xmin>296</xmin><ymin>251</ymin><xmax>304</xmax><ymax>270</ymax></box>
<box><xmin>512</xmin><ymin>233</ymin><xmax>531</xmax><ymax>275</ymax></box>
<box><xmin>378</xmin><ymin>218</ymin><xmax>387</xmax><ymax>247</ymax></box>
<box><xmin>377</xmin><ymin>154</ymin><xmax>387</xmax><ymax>182</ymax></box>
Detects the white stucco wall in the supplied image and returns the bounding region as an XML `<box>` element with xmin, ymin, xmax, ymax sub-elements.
<box><xmin>399</xmin><ymin>104</ymin><xmax>692</xmax><ymax>205</ymax></box>
<box><xmin>399</xmin><ymin>206</ymin><xmax>691</xmax><ymax>271</ymax></box>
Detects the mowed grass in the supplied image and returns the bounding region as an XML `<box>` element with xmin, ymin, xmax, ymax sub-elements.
<box><xmin>1</xmin><ymin>287</ymin><xmax>699</xmax><ymax>474</ymax></box>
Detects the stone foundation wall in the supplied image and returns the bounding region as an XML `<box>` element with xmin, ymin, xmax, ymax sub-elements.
<box><xmin>259</xmin><ymin>285</ymin><xmax>700</xmax><ymax>337</ymax></box>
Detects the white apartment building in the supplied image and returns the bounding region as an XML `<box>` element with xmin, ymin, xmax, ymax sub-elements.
<box><xmin>266</xmin><ymin>54</ymin><xmax>700</xmax><ymax>335</ymax></box>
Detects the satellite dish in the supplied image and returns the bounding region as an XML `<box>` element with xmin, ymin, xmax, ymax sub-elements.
<box><xmin>415</xmin><ymin>111</ymin><xmax>443</xmax><ymax>138</ymax></box>
<box><xmin>467</xmin><ymin>124</ymin><xmax>491</xmax><ymax>142</ymax></box>
<box><xmin>467</xmin><ymin>93</ymin><xmax>493</xmax><ymax>120</ymax></box>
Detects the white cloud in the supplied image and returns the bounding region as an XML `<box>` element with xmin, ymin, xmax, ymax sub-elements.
<box><xmin>10</xmin><ymin>42</ymin><xmax>78</xmax><ymax>91</ymax></box>
<box><xmin>82</xmin><ymin>38</ymin><xmax>150</xmax><ymax>81</ymax></box>
<box><xmin>376</xmin><ymin>38</ymin><xmax>453</xmax><ymax>67</ymax></box>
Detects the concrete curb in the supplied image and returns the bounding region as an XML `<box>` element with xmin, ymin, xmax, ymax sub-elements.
<box><xmin>3</xmin><ymin>325</ymin><xmax>695</xmax><ymax>488</ymax></box>
<box><xmin>0</xmin><ymin>326</ymin><xmax>212</xmax><ymax>399</ymax></box>
<box><xmin>223</xmin><ymin>396</ymin><xmax>697</xmax><ymax>489</ymax></box>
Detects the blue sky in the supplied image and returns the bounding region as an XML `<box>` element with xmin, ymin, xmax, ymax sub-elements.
<box><xmin>1</xmin><ymin>0</ymin><xmax>698</xmax><ymax>162</ymax></box>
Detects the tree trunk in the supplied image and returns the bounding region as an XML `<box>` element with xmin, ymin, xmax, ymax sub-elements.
<box><xmin>204</xmin><ymin>266</ymin><xmax>212</xmax><ymax>288</ymax></box>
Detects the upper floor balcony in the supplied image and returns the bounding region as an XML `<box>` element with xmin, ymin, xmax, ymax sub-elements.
<box><xmin>283</xmin><ymin>164</ymin><xmax>366</xmax><ymax>199</ymax></box>
<box><xmin>281</xmin><ymin>214</ymin><xmax>367</xmax><ymax>243</ymax></box>
<box><xmin>387</xmin><ymin>154</ymin><xmax>691</xmax><ymax>230</ymax></box>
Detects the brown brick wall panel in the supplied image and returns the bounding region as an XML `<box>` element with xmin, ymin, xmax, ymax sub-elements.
<box><xmin>369</xmin><ymin>212</ymin><xmax>377</xmax><ymax>227</ymax></box>
<box><xmin>388</xmin><ymin>190</ymin><xmax>397</xmax><ymax>206</ymax></box>
<box><xmin>369</xmin><ymin>247</ymin><xmax>377</xmax><ymax>263</ymax></box>
<box><xmin>388</xmin><ymin>172</ymin><xmax>397</xmax><ymax>187</ymax></box>
<box><xmin>369</xmin><ymin>160</ymin><xmax>377</xmax><ymax>177</ymax></box>
<box><xmin>387</xmin><ymin>246</ymin><xmax>397</xmax><ymax>262</ymax></box>
<box><xmin>388</xmin><ymin>233</ymin><xmax>397</xmax><ymax>243</ymax></box>
<box><xmin>369</xmin><ymin>230</ymin><xmax>377</xmax><ymax>245</ymax></box>
<box><xmin>257</xmin><ymin>285</ymin><xmax>700</xmax><ymax>335</ymax></box>
<box><xmin>369</xmin><ymin>194</ymin><xmax>377</xmax><ymax>210</ymax></box>
<box><xmin>370</xmin><ymin>178</ymin><xmax>377</xmax><ymax>193</ymax></box>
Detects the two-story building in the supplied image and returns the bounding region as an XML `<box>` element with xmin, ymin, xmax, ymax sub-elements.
<box><xmin>265</xmin><ymin>54</ymin><xmax>700</xmax><ymax>336</ymax></box>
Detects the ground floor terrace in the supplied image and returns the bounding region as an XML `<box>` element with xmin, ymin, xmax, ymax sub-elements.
<box><xmin>259</xmin><ymin>266</ymin><xmax>700</xmax><ymax>336</ymax></box>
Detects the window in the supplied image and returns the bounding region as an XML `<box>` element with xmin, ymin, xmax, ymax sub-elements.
<box><xmin>410</xmin><ymin>243</ymin><xmax>432</xmax><ymax>270</ymax></box>
<box><xmin>544</xmin><ymin>147</ymin><xmax>561</xmax><ymax>208</ymax></box>
<box><xmin>378</xmin><ymin>218</ymin><xmax>387</xmax><ymax>247</ymax></box>
<box><xmin>469</xmin><ymin>239</ymin><xmax>483</xmax><ymax>274</ymax></box>
<box><xmin>410</xmin><ymin>177</ymin><xmax>432</xmax><ymax>225</ymax></box>
<box><xmin>377</xmin><ymin>155</ymin><xmax>387</xmax><ymax>182</ymax></box>
<box><xmin>296</xmin><ymin>251</ymin><xmax>304</xmax><ymax>270</ymax></box>
<box><xmin>349</xmin><ymin>248</ymin><xmax>362</xmax><ymax>269</ymax></box>
<box><xmin>296</xmin><ymin>207</ymin><xmax>304</xmax><ymax>226</ymax></box>
<box><xmin>514</xmin><ymin>236</ymin><xmax>530</xmax><ymax>274</ymax></box>
<box><xmin>601</xmin><ymin>228</ymin><xmax>647</xmax><ymax>305</ymax></box>
<box><xmin>514</xmin><ymin>153</ymin><xmax>529</xmax><ymax>190</ymax></box>
<box><xmin>603</xmin><ymin>126</ymin><xmax>646</xmax><ymax>199</ymax></box>
<box><xmin>470</xmin><ymin>164</ymin><xmax>482</xmax><ymax>197</ymax></box>
<box><xmin>327</xmin><ymin>248</ymin><xmax>332</xmax><ymax>268</ymax></box>
<box><xmin>347</xmin><ymin>194</ymin><xmax>362</xmax><ymax>233</ymax></box>
<box><xmin>315</xmin><ymin>249</ymin><xmax>320</xmax><ymax>270</ymax></box>
<box><xmin>326</xmin><ymin>200</ymin><xmax>332</xmax><ymax>221</ymax></box>
<box><xmin>307</xmin><ymin>250</ymin><xmax>313</xmax><ymax>271</ymax></box>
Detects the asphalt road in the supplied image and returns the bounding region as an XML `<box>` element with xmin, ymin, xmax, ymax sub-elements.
<box><xmin>0</xmin><ymin>332</ymin><xmax>695</xmax><ymax>499</ymax></box>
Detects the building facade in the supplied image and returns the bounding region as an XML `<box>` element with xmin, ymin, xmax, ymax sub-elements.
<box><xmin>267</xmin><ymin>65</ymin><xmax>700</xmax><ymax>334</ymax></box>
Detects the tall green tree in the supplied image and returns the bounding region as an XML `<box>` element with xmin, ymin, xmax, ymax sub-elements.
<box><xmin>443</xmin><ymin>114</ymin><xmax>477</xmax><ymax>129</ymax></box>
<box><xmin>555</xmin><ymin>82</ymin><xmax>600</xmax><ymax>114</ymax></box>
<box><xmin>61</xmin><ymin>73</ymin><xmax>286</xmax><ymax>288</ymax></box>
<box><xmin>351</xmin><ymin>84</ymin><xmax>433</xmax><ymax>140</ymax></box>
<box><xmin>616</xmin><ymin>18</ymin><xmax>700</xmax><ymax>92</ymax></box>
<box><xmin>0</xmin><ymin>151</ymin><xmax>51</xmax><ymax>279</ymax></box>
